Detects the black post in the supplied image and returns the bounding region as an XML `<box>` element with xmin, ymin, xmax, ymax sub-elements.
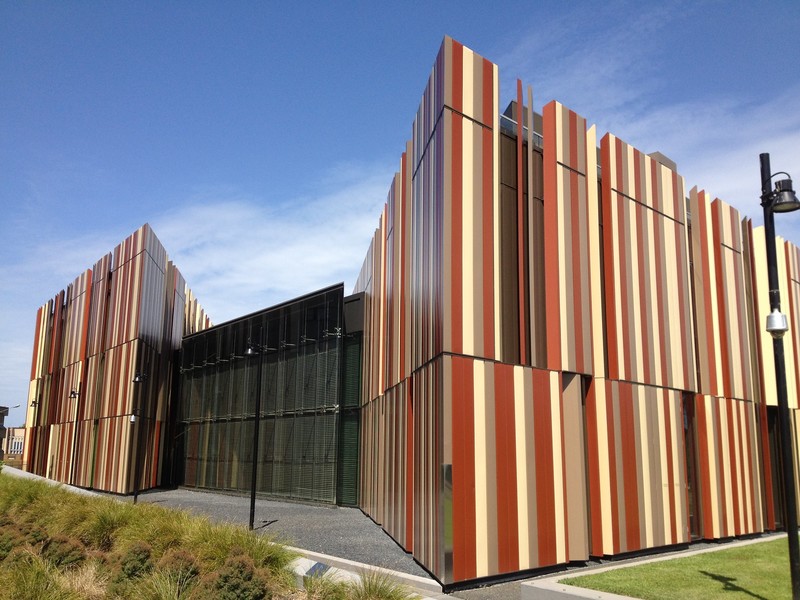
<box><xmin>133</xmin><ymin>413</ymin><xmax>141</xmax><ymax>504</ymax></box>
<box><xmin>249</xmin><ymin>347</ymin><xmax>264</xmax><ymax>531</ymax></box>
<box><xmin>761</xmin><ymin>152</ymin><xmax>800</xmax><ymax>599</ymax></box>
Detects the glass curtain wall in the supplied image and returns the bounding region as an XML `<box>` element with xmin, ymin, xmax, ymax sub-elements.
<box><xmin>178</xmin><ymin>285</ymin><xmax>343</xmax><ymax>503</ymax></box>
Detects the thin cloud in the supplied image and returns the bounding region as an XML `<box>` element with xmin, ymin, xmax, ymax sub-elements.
<box><xmin>152</xmin><ymin>161</ymin><xmax>393</xmax><ymax>324</ymax></box>
<box><xmin>0</xmin><ymin>161</ymin><xmax>395</xmax><ymax>424</ymax></box>
<box><xmin>494</xmin><ymin>6</ymin><xmax>800</xmax><ymax>233</ymax></box>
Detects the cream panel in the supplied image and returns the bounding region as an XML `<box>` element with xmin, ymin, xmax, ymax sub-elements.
<box><xmin>462</xmin><ymin>120</ymin><xmax>476</xmax><ymax>356</ymax></box>
<box><xmin>513</xmin><ymin>366</ymin><xmax>531</xmax><ymax>569</ymax></box>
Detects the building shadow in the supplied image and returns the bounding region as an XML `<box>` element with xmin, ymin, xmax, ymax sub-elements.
<box><xmin>699</xmin><ymin>570</ymin><xmax>769</xmax><ymax>600</ymax></box>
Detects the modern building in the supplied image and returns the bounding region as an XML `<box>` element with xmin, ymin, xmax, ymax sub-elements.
<box><xmin>20</xmin><ymin>35</ymin><xmax>800</xmax><ymax>588</ymax></box>
<box><xmin>353</xmin><ymin>36</ymin><xmax>799</xmax><ymax>585</ymax></box>
<box><xmin>24</xmin><ymin>224</ymin><xmax>209</xmax><ymax>494</ymax></box>
<box><xmin>2</xmin><ymin>427</ymin><xmax>25</xmax><ymax>467</ymax></box>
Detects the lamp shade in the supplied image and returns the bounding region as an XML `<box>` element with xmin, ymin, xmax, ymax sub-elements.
<box><xmin>771</xmin><ymin>178</ymin><xmax>800</xmax><ymax>213</ymax></box>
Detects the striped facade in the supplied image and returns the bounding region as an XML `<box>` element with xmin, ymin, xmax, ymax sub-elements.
<box><xmin>23</xmin><ymin>224</ymin><xmax>209</xmax><ymax>494</ymax></box>
<box><xmin>356</xmin><ymin>36</ymin><xmax>800</xmax><ymax>586</ymax></box>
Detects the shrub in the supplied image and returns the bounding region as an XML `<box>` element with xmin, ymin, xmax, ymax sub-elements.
<box><xmin>42</xmin><ymin>535</ymin><xmax>86</xmax><ymax>569</ymax></box>
<box><xmin>156</xmin><ymin>548</ymin><xmax>199</xmax><ymax>582</ymax></box>
<box><xmin>119</xmin><ymin>541</ymin><xmax>153</xmax><ymax>580</ymax></box>
<box><xmin>194</xmin><ymin>554</ymin><xmax>270</xmax><ymax>600</ymax></box>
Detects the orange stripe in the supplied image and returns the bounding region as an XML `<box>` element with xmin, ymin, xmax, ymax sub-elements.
<box><xmin>696</xmin><ymin>396</ymin><xmax>714</xmax><ymax>538</ymax></box>
<box><xmin>405</xmin><ymin>385</ymin><xmax>414</xmax><ymax>551</ymax></box>
<box><xmin>482</xmin><ymin>58</ymin><xmax>493</xmax><ymax>126</ymax></box>
<box><xmin>543</xmin><ymin>102</ymin><xmax>561</xmax><ymax>370</ymax></box>
<box><xmin>606</xmin><ymin>381</ymin><xmax>620</xmax><ymax>553</ymax></box>
<box><xmin>452</xmin><ymin>40</ymin><xmax>463</xmax><ymax>113</ymax></box>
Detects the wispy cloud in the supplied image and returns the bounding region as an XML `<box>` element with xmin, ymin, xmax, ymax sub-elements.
<box><xmin>0</xmin><ymin>161</ymin><xmax>395</xmax><ymax>425</ymax></box>
<box><xmin>149</xmin><ymin>161</ymin><xmax>393</xmax><ymax>323</ymax></box>
<box><xmin>494</xmin><ymin>4</ymin><xmax>800</xmax><ymax>235</ymax></box>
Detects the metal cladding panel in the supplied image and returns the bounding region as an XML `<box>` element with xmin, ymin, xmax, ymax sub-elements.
<box><xmin>693</xmin><ymin>394</ymin><xmax>763</xmax><ymax>540</ymax></box>
<box><xmin>87</xmin><ymin>254</ymin><xmax>112</xmax><ymax>357</ymax></box>
<box><xmin>46</xmin><ymin>421</ymin><xmax>74</xmax><ymax>484</ymax></box>
<box><xmin>358</xmin><ymin>359</ymin><xmax>444</xmax><ymax>580</ymax></box>
<box><xmin>690</xmin><ymin>191</ymin><xmax>754</xmax><ymax>401</ymax></box>
<box><xmin>24</xmin><ymin>224</ymin><xmax>207</xmax><ymax>493</ymax></box>
<box><xmin>61</xmin><ymin>269</ymin><xmax>92</xmax><ymax>369</ymax></box>
<box><xmin>601</xmin><ymin>133</ymin><xmax>696</xmax><ymax>391</ymax></box>
<box><xmin>785</xmin><ymin>242</ymin><xmax>800</xmax><ymax>407</ymax></box>
<box><xmin>444</xmin><ymin>356</ymin><xmax>587</xmax><ymax>583</ymax></box>
<box><xmin>585</xmin><ymin>379</ymin><xmax>689</xmax><ymax>556</ymax></box>
<box><xmin>72</xmin><ymin>419</ymin><xmax>96</xmax><ymax>488</ymax></box>
<box><xmin>93</xmin><ymin>415</ymin><xmax>135</xmax><ymax>495</ymax></box>
<box><xmin>746</xmin><ymin>222</ymin><xmax>799</xmax><ymax>409</ymax></box>
<box><xmin>29</xmin><ymin>299</ymin><xmax>53</xmax><ymax>382</ymax></box>
<box><xmin>412</xmin><ymin>37</ymin><xmax>496</xmax><ymax>170</ymax></box>
<box><xmin>542</xmin><ymin>101</ymin><xmax>603</xmax><ymax>376</ymax></box>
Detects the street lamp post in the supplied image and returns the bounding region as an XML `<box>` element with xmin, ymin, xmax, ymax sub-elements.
<box><xmin>246</xmin><ymin>340</ymin><xmax>265</xmax><ymax>531</ymax></box>
<box><xmin>131</xmin><ymin>372</ymin><xmax>148</xmax><ymax>505</ymax></box>
<box><xmin>760</xmin><ymin>152</ymin><xmax>800</xmax><ymax>599</ymax></box>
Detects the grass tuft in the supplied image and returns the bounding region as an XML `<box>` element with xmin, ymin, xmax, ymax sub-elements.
<box><xmin>349</xmin><ymin>569</ymin><xmax>420</xmax><ymax>600</ymax></box>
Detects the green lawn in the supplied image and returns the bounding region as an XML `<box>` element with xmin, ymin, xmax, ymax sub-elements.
<box><xmin>562</xmin><ymin>538</ymin><xmax>793</xmax><ymax>600</ymax></box>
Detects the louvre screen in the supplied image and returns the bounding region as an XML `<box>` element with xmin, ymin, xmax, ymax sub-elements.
<box><xmin>177</xmin><ymin>285</ymin><xmax>347</xmax><ymax>504</ymax></box>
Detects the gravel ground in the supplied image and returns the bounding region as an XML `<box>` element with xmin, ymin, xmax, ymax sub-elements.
<box><xmin>135</xmin><ymin>486</ymin><xmax>432</xmax><ymax>579</ymax></box>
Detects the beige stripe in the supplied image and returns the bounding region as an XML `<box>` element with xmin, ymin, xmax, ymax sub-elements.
<box><xmin>555</xmin><ymin>108</ymin><xmax>568</xmax><ymax>370</ymax></box>
<box><xmin>462</xmin><ymin>120</ymin><xmax>475</xmax><ymax>355</ymax></box>
<box><xmin>514</xmin><ymin>366</ymin><xmax>531</xmax><ymax>568</ymax></box>
<box><xmin>462</xmin><ymin>47</ymin><xmax>474</xmax><ymax>120</ymax></box>
<box><xmin>472</xmin><ymin>123</ymin><xmax>484</xmax><ymax>355</ymax></box>
<box><xmin>473</xmin><ymin>362</ymin><xmax>489</xmax><ymax>577</ymax></box>
<box><xmin>551</xmin><ymin>371</ymin><xmax>566</xmax><ymax>563</ymax></box>
<box><xmin>595</xmin><ymin>381</ymin><xmax>614</xmax><ymax>554</ymax></box>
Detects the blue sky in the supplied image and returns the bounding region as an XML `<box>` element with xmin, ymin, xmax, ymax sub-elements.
<box><xmin>1</xmin><ymin>1</ymin><xmax>799</xmax><ymax>427</ymax></box>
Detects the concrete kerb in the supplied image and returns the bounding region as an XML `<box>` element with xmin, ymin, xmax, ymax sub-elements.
<box><xmin>0</xmin><ymin>466</ymin><xmax>444</xmax><ymax>599</ymax></box>
<box><xmin>521</xmin><ymin>533</ymin><xmax>788</xmax><ymax>600</ymax></box>
<box><xmin>287</xmin><ymin>546</ymin><xmax>446</xmax><ymax>599</ymax></box>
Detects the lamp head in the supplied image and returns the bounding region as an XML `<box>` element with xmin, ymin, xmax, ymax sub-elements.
<box><xmin>772</xmin><ymin>178</ymin><xmax>800</xmax><ymax>213</ymax></box>
<box><xmin>767</xmin><ymin>309</ymin><xmax>790</xmax><ymax>338</ymax></box>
